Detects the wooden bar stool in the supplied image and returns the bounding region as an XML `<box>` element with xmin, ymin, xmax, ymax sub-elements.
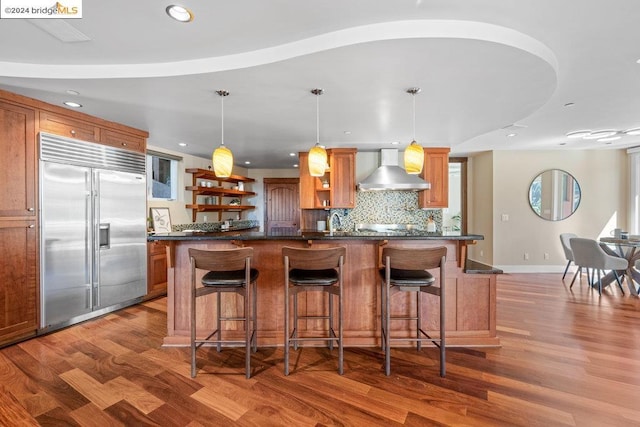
<box><xmin>283</xmin><ymin>246</ymin><xmax>346</xmax><ymax>375</ymax></box>
<box><xmin>189</xmin><ymin>247</ymin><xmax>258</xmax><ymax>378</ymax></box>
<box><xmin>380</xmin><ymin>246</ymin><xmax>447</xmax><ymax>377</ymax></box>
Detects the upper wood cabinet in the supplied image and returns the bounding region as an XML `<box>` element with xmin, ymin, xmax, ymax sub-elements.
<box><xmin>419</xmin><ymin>147</ymin><xmax>450</xmax><ymax>209</ymax></box>
<box><xmin>330</xmin><ymin>148</ymin><xmax>357</xmax><ymax>208</ymax></box>
<box><xmin>0</xmin><ymin>101</ymin><xmax>36</xmax><ymax>218</ymax></box>
<box><xmin>299</xmin><ymin>148</ymin><xmax>356</xmax><ymax>209</ymax></box>
<box><xmin>39</xmin><ymin>110</ymin><xmax>100</xmax><ymax>142</ymax></box>
<box><xmin>101</xmin><ymin>128</ymin><xmax>146</xmax><ymax>153</ymax></box>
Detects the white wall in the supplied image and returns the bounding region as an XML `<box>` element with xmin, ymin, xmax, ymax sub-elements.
<box><xmin>468</xmin><ymin>149</ymin><xmax>628</xmax><ymax>272</ymax></box>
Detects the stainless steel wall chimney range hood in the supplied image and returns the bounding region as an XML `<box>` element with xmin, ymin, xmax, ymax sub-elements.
<box><xmin>358</xmin><ymin>148</ymin><xmax>430</xmax><ymax>191</ymax></box>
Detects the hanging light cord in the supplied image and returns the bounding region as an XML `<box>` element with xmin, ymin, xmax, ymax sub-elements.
<box><xmin>220</xmin><ymin>94</ymin><xmax>225</xmax><ymax>146</ymax></box>
<box><xmin>316</xmin><ymin>91</ymin><xmax>320</xmax><ymax>145</ymax></box>
<box><xmin>412</xmin><ymin>92</ymin><xmax>416</xmax><ymax>141</ymax></box>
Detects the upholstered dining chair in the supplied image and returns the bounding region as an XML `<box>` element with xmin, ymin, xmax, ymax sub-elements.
<box><xmin>559</xmin><ymin>233</ymin><xmax>577</xmax><ymax>280</ymax></box>
<box><xmin>569</xmin><ymin>237</ymin><xmax>626</xmax><ymax>295</ymax></box>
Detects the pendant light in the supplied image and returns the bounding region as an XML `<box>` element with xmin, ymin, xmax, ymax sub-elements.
<box><xmin>308</xmin><ymin>88</ymin><xmax>327</xmax><ymax>177</ymax></box>
<box><xmin>212</xmin><ymin>90</ymin><xmax>233</xmax><ymax>178</ymax></box>
<box><xmin>404</xmin><ymin>87</ymin><xmax>424</xmax><ymax>175</ymax></box>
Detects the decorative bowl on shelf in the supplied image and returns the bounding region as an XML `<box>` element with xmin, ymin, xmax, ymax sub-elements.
<box><xmin>229</xmin><ymin>198</ymin><xmax>241</xmax><ymax>206</ymax></box>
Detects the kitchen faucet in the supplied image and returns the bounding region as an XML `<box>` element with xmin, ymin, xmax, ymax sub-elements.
<box><xmin>328</xmin><ymin>212</ymin><xmax>342</xmax><ymax>236</ymax></box>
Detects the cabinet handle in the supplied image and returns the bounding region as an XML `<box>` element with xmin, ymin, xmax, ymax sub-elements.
<box><xmin>70</xmin><ymin>129</ymin><xmax>76</xmax><ymax>136</ymax></box>
<box><xmin>28</xmin><ymin>224</ymin><xmax>35</xmax><ymax>228</ymax></box>
<box><xmin>122</xmin><ymin>142</ymin><xmax>127</xmax><ymax>146</ymax></box>
<box><xmin>27</xmin><ymin>207</ymin><xmax>34</xmax><ymax>211</ymax></box>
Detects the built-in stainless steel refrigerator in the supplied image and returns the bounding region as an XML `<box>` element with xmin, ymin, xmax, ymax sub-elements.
<box><xmin>39</xmin><ymin>132</ymin><xmax>147</xmax><ymax>331</ymax></box>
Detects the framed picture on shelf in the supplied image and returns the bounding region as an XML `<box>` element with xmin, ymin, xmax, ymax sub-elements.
<box><xmin>150</xmin><ymin>207</ymin><xmax>172</xmax><ymax>233</ymax></box>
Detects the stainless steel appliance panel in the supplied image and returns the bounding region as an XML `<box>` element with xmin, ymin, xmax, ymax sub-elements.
<box><xmin>41</xmin><ymin>162</ymin><xmax>93</xmax><ymax>327</ymax></box>
<box><xmin>95</xmin><ymin>169</ymin><xmax>147</xmax><ymax>308</ymax></box>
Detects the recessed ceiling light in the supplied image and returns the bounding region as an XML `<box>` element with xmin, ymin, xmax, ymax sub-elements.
<box><xmin>584</xmin><ymin>130</ymin><xmax>617</xmax><ymax>140</ymax></box>
<box><xmin>566</xmin><ymin>130</ymin><xmax>591</xmax><ymax>138</ymax></box>
<box><xmin>244</xmin><ymin>161</ymin><xmax>251</xmax><ymax>165</ymax></box>
<box><xmin>597</xmin><ymin>135</ymin><xmax>621</xmax><ymax>142</ymax></box>
<box><xmin>293</xmin><ymin>164</ymin><xmax>299</xmax><ymax>168</ymax></box>
<box><xmin>564</xmin><ymin>102</ymin><xmax>575</xmax><ymax>107</ymax></box>
<box><xmin>390</xmin><ymin>141</ymin><xmax>400</xmax><ymax>145</ymax></box>
<box><xmin>344</xmin><ymin>131</ymin><xmax>352</xmax><ymax>135</ymax></box>
<box><xmin>166</xmin><ymin>5</ymin><xmax>193</xmax><ymax>22</ymax></box>
<box><xmin>178</xmin><ymin>142</ymin><xmax>187</xmax><ymax>147</ymax></box>
<box><xmin>66</xmin><ymin>89</ymin><xmax>79</xmax><ymax>96</ymax></box>
<box><xmin>507</xmin><ymin>133</ymin><xmax>517</xmax><ymax>137</ymax></box>
<box><xmin>625</xmin><ymin>127</ymin><xmax>640</xmax><ymax>136</ymax></box>
<box><xmin>289</xmin><ymin>152</ymin><xmax>296</xmax><ymax>157</ymax></box>
<box><xmin>63</xmin><ymin>101</ymin><xmax>82</xmax><ymax>108</ymax></box>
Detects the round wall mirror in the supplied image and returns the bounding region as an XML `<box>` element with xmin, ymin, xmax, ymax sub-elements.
<box><xmin>528</xmin><ymin>169</ymin><xmax>581</xmax><ymax>221</ymax></box>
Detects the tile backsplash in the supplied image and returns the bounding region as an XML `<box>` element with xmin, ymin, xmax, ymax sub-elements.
<box><xmin>330</xmin><ymin>191</ymin><xmax>441</xmax><ymax>231</ymax></box>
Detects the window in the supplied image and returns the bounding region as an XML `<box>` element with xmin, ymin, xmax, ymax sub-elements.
<box><xmin>147</xmin><ymin>151</ymin><xmax>179</xmax><ymax>200</ymax></box>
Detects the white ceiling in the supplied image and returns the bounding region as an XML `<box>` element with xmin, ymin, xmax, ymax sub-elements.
<box><xmin>2</xmin><ymin>0</ymin><xmax>640</xmax><ymax>169</ymax></box>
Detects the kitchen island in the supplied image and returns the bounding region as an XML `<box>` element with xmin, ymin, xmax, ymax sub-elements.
<box><xmin>149</xmin><ymin>231</ymin><xmax>500</xmax><ymax>348</ymax></box>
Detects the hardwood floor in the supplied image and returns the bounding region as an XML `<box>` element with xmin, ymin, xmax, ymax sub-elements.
<box><xmin>1</xmin><ymin>273</ymin><xmax>639</xmax><ymax>426</ymax></box>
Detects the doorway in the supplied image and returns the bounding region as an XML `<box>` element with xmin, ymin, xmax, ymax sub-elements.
<box><xmin>264</xmin><ymin>178</ymin><xmax>300</xmax><ymax>235</ymax></box>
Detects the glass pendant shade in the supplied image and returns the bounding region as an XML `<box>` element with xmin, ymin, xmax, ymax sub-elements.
<box><xmin>307</xmin><ymin>88</ymin><xmax>327</xmax><ymax>177</ymax></box>
<box><xmin>212</xmin><ymin>89</ymin><xmax>233</xmax><ymax>178</ymax></box>
<box><xmin>308</xmin><ymin>144</ymin><xmax>327</xmax><ymax>177</ymax></box>
<box><xmin>404</xmin><ymin>87</ymin><xmax>424</xmax><ymax>174</ymax></box>
<box><xmin>404</xmin><ymin>140</ymin><xmax>424</xmax><ymax>174</ymax></box>
<box><xmin>213</xmin><ymin>145</ymin><xmax>233</xmax><ymax>178</ymax></box>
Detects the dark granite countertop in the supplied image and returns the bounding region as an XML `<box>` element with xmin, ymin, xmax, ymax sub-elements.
<box><xmin>148</xmin><ymin>229</ymin><xmax>484</xmax><ymax>241</ymax></box>
<box><xmin>464</xmin><ymin>259</ymin><xmax>503</xmax><ymax>274</ymax></box>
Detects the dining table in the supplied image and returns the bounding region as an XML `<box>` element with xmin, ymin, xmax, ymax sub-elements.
<box><xmin>599</xmin><ymin>237</ymin><xmax>640</xmax><ymax>296</ymax></box>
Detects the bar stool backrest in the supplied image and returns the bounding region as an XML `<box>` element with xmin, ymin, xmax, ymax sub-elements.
<box><xmin>381</xmin><ymin>246</ymin><xmax>447</xmax><ymax>270</ymax></box>
<box><xmin>283</xmin><ymin>246</ymin><xmax>346</xmax><ymax>270</ymax></box>
<box><xmin>189</xmin><ymin>247</ymin><xmax>254</xmax><ymax>272</ymax></box>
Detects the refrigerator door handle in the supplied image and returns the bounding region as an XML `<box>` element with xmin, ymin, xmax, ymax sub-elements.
<box><xmin>99</xmin><ymin>223</ymin><xmax>111</xmax><ymax>249</ymax></box>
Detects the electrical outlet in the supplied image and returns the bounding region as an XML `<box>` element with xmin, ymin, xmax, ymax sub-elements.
<box><xmin>501</xmin><ymin>214</ymin><xmax>509</xmax><ymax>222</ymax></box>
<box><xmin>524</xmin><ymin>252</ymin><xmax>529</xmax><ymax>260</ymax></box>
<box><xmin>544</xmin><ymin>252</ymin><xmax>549</xmax><ymax>260</ymax></box>
<box><xmin>480</xmin><ymin>250</ymin><xmax>484</xmax><ymax>257</ymax></box>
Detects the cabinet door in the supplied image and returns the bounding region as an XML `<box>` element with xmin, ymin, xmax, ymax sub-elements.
<box><xmin>147</xmin><ymin>242</ymin><xmax>167</xmax><ymax>295</ymax></box>
<box><xmin>420</xmin><ymin>148</ymin><xmax>450</xmax><ymax>208</ymax></box>
<box><xmin>0</xmin><ymin>219</ymin><xmax>38</xmax><ymax>344</ymax></box>
<box><xmin>298</xmin><ymin>152</ymin><xmax>317</xmax><ymax>209</ymax></box>
<box><xmin>39</xmin><ymin>110</ymin><xmax>100</xmax><ymax>142</ymax></box>
<box><xmin>330</xmin><ymin>149</ymin><xmax>356</xmax><ymax>208</ymax></box>
<box><xmin>101</xmin><ymin>128</ymin><xmax>146</xmax><ymax>153</ymax></box>
<box><xmin>0</xmin><ymin>101</ymin><xmax>36</xmax><ymax>217</ymax></box>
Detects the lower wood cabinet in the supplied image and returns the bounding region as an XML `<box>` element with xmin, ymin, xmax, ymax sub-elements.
<box><xmin>0</xmin><ymin>219</ymin><xmax>37</xmax><ymax>346</ymax></box>
<box><xmin>147</xmin><ymin>241</ymin><xmax>168</xmax><ymax>297</ymax></box>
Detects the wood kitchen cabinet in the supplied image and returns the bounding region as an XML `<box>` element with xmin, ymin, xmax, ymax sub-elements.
<box><xmin>147</xmin><ymin>241</ymin><xmax>168</xmax><ymax>297</ymax></box>
<box><xmin>0</xmin><ymin>88</ymin><xmax>148</xmax><ymax>346</ymax></box>
<box><xmin>0</xmin><ymin>99</ymin><xmax>38</xmax><ymax>346</ymax></box>
<box><xmin>0</xmin><ymin>219</ymin><xmax>38</xmax><ymax>346</ymax></box>
<box><xmin>419</xmin><ymin>147</ymin><xmax>450</xmax><ymax>209</ymax></box>
<box><xmin>299</xmin><ymin>148</ymin><xmax>356</xmax><ymax>209</ymax></box>
<box><xmin>0</xmin><ymin>100</ymin><xmax>36</xmax><ymax>218</ymax></box>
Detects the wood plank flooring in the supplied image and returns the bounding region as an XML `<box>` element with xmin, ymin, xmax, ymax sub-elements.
<box><xmin>1</xmin><ymin>273</ymin><xmax>639</xmax><ymax>426</ymax></box>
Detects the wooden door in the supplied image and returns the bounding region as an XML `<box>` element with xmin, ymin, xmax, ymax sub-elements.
<box><xmin>265</xmin><ymin>179</ymin><xmax>300</xmax><ymax>235</ymax></box>
<box><xmin>0</xmin><ymin>101</ymin><xmax>36</xmax><ymax>217</ymax></box>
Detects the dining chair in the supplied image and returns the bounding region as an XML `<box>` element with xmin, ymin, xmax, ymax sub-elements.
<box><xmin>559</xmin><ymin>233</ymin><xmax>577</xmax><ymax>280</ymax></box>
<box><xmin>569</xmin><ymin>237</ymin><xmax>626</xmax><ymax>295</ymax></box>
